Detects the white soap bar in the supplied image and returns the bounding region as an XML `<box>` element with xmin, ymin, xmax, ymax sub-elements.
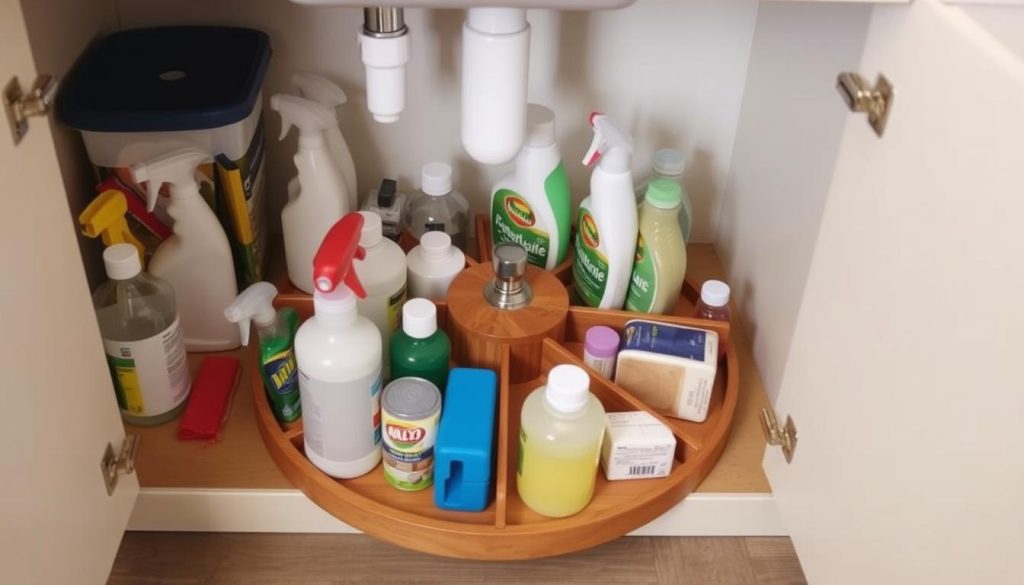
<box><xmin>601</xmin><ymin>411</ymin><xmax>676</xmax><ymax>481</ymax></box>
<box><xmin>614</xmin><ymin>319</ymin><xmax>719</xmax><ymax>422</ymax></box>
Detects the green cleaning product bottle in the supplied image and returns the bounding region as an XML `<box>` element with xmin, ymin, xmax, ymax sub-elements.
<box><xmin>490</xmin><ymin>104</ymin><xmax>572</xmax><ymax>270</ymax></box>
<box><xmin>625</xmin><ymin>179</ymin><xmax>687</xmax><ymax>315</ymax></box>
<box><xmin>389</xmin><ymin>298</ymin><xmax>450</xmax><ymax>391</ymax></box>
<box><xmin>224</xmin><ymin>282</ymin><xmax>301</xmax><ymax>422</ymax></box>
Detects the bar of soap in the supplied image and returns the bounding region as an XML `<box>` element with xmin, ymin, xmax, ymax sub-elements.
<box><xmin>614</xmin><ymin>319</ymin><xmax>719</xmax><ymax>422</ymax></box>
<box><xmin>601</xmin><ymin>411</ymin><xmax>676</xmax><ymax>480</ymax></box>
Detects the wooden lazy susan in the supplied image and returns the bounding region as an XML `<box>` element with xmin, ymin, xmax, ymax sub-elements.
<box><xmin>255</xmin><ymin>216</ymin><xmax>739</xmax><ymax>560</ymax></box>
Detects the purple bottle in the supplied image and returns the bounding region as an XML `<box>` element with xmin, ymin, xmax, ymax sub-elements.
<box><xmin>583</xmin><ymin>326</ymin><xmax>620</xmax><ymax>379</ymax></box>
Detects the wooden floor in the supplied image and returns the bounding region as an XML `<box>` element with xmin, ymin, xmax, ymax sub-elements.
<box><xmin>109</xmin><ymin>533</ymin><xmax>806</xmax><ymax>584</ymax></box>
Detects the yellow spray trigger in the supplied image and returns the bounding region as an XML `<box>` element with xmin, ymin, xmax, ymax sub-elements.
<box><xmin>79</xmin><ymin>189</ymin><xmax>146</xmax><ymax>265</ymax></box>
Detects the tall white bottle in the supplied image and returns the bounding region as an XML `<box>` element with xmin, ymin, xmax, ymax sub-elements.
<box><xmin>291</xmin><ymin>73</ymin><xmax>358</xmax><ymax>208</ymax></box>
<box><xmin>571</xmin><ymin>113</ymin><xmax>638</xmax><ymax>310</ymax></box>
<box><xmin>272</xmin><ymin>94</ymin><xmax>352</xmax><ymax>293</ymax></box>
<box><xmin>490</xmin><ymin>104</ymin><xmax>572</xmax><ymax>270</ymax></box>
<box><xmin>354</xmin><ymin>211</ymin><xmax>407</xmax><ymax>378</ymax></box>
<box><xmin>131</xmin><ymin>147</ymin><xmax>239</xmax><ymax>351</ymax></box>
<box><xmin>296</xmin><ymin>213</ymin><xmax>382</xmax><ymax>479</ymax></box>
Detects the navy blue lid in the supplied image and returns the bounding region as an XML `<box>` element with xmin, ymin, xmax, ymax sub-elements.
<box><xmin>57</xmin><ymin>26</ymin><xmax>271</xmax><ymax>132</ymax></box>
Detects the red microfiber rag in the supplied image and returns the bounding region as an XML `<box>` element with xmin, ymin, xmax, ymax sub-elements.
<box><xmin>178</xmin><ymin>356</ymin><xmax>241</xmax><ymax>441</ymax></box>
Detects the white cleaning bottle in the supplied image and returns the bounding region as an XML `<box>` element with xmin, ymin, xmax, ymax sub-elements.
<box><xmin>406</xmin><ymin>231</ymin><xmax>466</xmax><ymax>301</ymax></box>
<box><xmin>296</xmin><ymin>213</ymin><xmax>382</xmax><ymax>479</ymax></box>
<box><xmin>572</xmin><ymin>113</ymin><xmax>638</xmax><ymax>310</ymax></box>
<box><xmin>291</xmin><ymin>73</ymin><xmax>358</xmax><ymax>208</ymax></box>
<box><xmin>354</xmin><ymin>211</ymin><xmax>407</xmax><ymax>378</ymax></box>
<box><xmin>491</xmin><ymin>104</ymin><xmax>572</xmax><ymax>270</ymax></box>
<box><xmin>132</xmin><ymin>146</ymin><xmax>239</xmax><ymax>351</ymax></box>
<box><xmin>272</xmin><ymin>93</ymin><xmax>352</xmax><ymax>294</ymax></box>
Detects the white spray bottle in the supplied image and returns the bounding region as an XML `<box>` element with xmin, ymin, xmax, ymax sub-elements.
<box><xmin>132</xmin><ymin>147</ymin><xmax>239</xmax><ymax>351</ymax></box>
<box><xmin>571</xmin><ymin>113</ymin><xmax>638</xmax><ymax>310</ymax></box>
<box><xmin>271</xmin><ymin>93</ymin><xmax>352</xmax><ymax>294</ymax></box>
<box><xmin>292</xmin><ymin>73</ymin><xmax>358</xmax><ymax>206</ymax></box>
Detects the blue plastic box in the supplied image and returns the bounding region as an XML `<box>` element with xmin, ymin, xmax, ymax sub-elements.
<box><xmin>434</xmin><ymin>368</ymin><xmax>498</xmax><ymax>512</ymax></box>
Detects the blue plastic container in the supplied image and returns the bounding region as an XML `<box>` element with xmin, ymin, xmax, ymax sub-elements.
<box><xmin>434</xmin><ymin>368</ymin><xmax>498</xmax><ymax>512</ymax></box>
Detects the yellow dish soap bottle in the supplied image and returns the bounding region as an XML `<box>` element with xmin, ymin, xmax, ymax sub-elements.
<box><xmin>625</xmin><ymin>179</ymin><xmax>687</xmax><ymax>315</ymax></box>
<box><xmin>517</xmin><ymin>365</ymin><xmax>606</xmax><ymax>518</ymax></box>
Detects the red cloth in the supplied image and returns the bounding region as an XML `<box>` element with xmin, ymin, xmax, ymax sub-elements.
<box><xmin>178</xmin><ymin>356</ymin><xmax>240</xmax><ymax>441</ymax></box>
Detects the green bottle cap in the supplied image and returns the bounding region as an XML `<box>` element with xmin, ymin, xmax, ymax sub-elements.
<box><xmin>644</xmin><ymin>178</ymin><xmax>682</xmax><ymax>209</ymax></box>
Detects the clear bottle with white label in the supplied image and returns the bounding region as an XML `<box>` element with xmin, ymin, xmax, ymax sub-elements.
<box><xmin>93</xmin><ymin>243</ymin><xmax>191</xmax><ymax>426</ymax></box>
<box><xmin>406</xmin><ymin>163</ymin><xmax>470</xmax><ymax>250</ymax></box>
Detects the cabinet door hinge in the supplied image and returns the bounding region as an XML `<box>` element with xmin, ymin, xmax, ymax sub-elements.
<box><xmin>760</xmin><ymin>409</ymin><xmax>797</xmax><ymax>463</ymax></box>
<box><xmin>3</xmin><ymin>74</ymin><xmax>58</xmax><ymax>146</ymax></box>
<box><xmin>101</xmin><ymin>435</ymin><xmax>139</xmax><ymax>495</ymax></box>
<box><xmin>836</xmin><ymin>72</ymin><xmax>894</xmax><ymax>138</ymax></box>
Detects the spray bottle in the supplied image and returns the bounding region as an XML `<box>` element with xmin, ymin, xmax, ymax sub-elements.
<box><xmin>571</xmin><ymin>113</ymin><xmax>638</xmax><ymax>310</ymax></box>
<box><xmin>295</xmin><ymin>213</ymin><xmax>383</xmax><ymax>479</ymax></box>
<box><xmin>224</xmin><ymin>282</ymin><xmax>301</xmax><ymax>423</ymax></box>
<box><xmin>132</xmin><ymin>147</ymin><xmax>239</xmax><ymax>351</ymax></box>
<box><xmin>490</xmin><ymin>104</ymin><xmax>572</xmax><ymax>270</ymax></box>
<box><xmin>292</xmin><ymin>72</ymin><xmax>358</xmax><ymax>205</ymax></box>
<box><xmin>272</xmin><ymin>94</ymin><xmax>352</xmax><ymax>294</ymax></box>
<box><xmin>78</xmin><ymin>188</ymin><xmax>146</xmax><ymax>264</ymax></box>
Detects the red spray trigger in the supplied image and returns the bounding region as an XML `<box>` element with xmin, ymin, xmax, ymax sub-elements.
<box><xmin>312</xmin><ymin>213</ymin><xmax>367</xmax><ymax>298</ymax></box>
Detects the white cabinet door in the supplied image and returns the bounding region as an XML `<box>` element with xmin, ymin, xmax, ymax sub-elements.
<box><xmin>0</xmin><ymin>2</ymin><xmax>136</xmax><ymax>583</ymax></box>
<box><xmin>764</xmin><ymin>1</ymin><xmax>1024</xmax><ymax>583</ymax></box>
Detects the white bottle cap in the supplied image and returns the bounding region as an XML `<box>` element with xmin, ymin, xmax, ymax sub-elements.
<box><xmin>313</xmin><ymin>286</ymin><xmax>356</xmax><ymax>316</ymax></box>
<box><xmin>358</xmin><ymin>211</ymin><xmax>383</xmax><ymax>247</ymax></box>
<box><xmin>103</xmin><ymin>243</ymin><xmax>142</xmax><ymax>280</ymax></box>
<box><xmin>402</xmin><ymin>298</ymin><xmax>438</xmax><ymax>339</ymax></box>
<box><xmin>653</xmin><ymin>148</ymin><xmax>685</xmax><ymax>177</ymax></box>
<box><xmin>421</xmin><ymin>162</ymin><xmax>452</xmax><ymax>196</ymax></box>
<box><xmin>525</xmin><ymin>104</ymin><xmax>556</xmax><ymax>148</ymax></box>
<box><xmin>419</xmin><ymin>231</ymin><xmax>453</xmax><ymax>260</ymax></box>
<box><xmin>545</xmin><ymin>364</ymin><xmax>591</xmax><ymax>415</ymax></box>
<box><xmin>700</xmin><ymin>280</ymin><xmax>731</xmax><ymax>308</ymax></box>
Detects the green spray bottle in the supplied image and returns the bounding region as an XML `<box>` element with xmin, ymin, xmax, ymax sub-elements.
<box><xmin>224</xmin><ymin>282</ymin><xmax>301</xmax><ymax>422</ymax></box>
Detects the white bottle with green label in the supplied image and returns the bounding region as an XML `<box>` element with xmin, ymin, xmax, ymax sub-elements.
<box><xmin>572</xmin><ymin>113</ymin><xmax>638</xmax><ymax>310</ymax></box>
<box><xmin>491</xmin><ymin>104</ymin><xmax>572</xmax><ymax>270</ymax></box>
<box><xmin>93</xmin><ymin>243</ymin><xmax>191</xmax><ymax>426</ymax></box>
<box><xmin>625</xmin><ymin>179</ymin><xmax>687</xmax><ymax>315</ymax></box>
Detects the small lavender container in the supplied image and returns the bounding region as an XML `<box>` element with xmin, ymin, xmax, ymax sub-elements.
<box><xmin>583</xmin><ymin>326</ymin><xmax>620</xmax><ymax>379</ymax></box>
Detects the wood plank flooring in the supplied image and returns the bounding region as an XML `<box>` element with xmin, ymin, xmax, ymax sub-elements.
<box><xmin>108</xmin><ymin>533</ymin><xmax>806</xmax><ymax>585</ymax></box>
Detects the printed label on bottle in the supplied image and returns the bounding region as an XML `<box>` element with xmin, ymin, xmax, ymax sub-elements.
<box><xmin>263</xmin><ymin>347</ymin><xmax>301</xmax><ymax>422</ymax></box>
<box><xmin>545</xmin><ymin>163</ymin><xmax>573</xmax><ymax>266</ymax></box>
<box><xmin>299</xmin><ymin>369</ymin><xmax>382</xmax><ymax>464</ymax></box>
<box><xmin>103</xmin><ymin>316</ymin><xmax>190</xmax><ymax>418</ymax></box>
<box><xmin>572</xmin><ymin>207</ymin><xmax>609</xmax><ymax>307</ymax></box>
<box><xmin>492</xmin><ymin>189</ymin><xmax>550</xmax><ymax>267</ymax></box>
<box><xmin>387</xmin><ymin>284</ymin><xmax>407</xmax><ymax>334</ymax></box>
<box><xmin>382</xmin><ymin>410</ymin><xmax>439</xmax><ymax>491</ymax></box>
<box><xmin>625</xmin><ymin>234</ymin><xmax>657</xmax><ymax>312</ymax></box>
<box><xmin>622</xmin><ymin>321</ymin><xmax>708</xmax><ymax>362</ymax></box>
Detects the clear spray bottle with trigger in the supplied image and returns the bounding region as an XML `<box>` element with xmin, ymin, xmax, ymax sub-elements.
<box><xmin>571</xmin><ymin>113</ymin><xmax>638</xmax><ymax>310</ymax></box>
<box><xmin>224</xmin><ymin>282</ymin><xmax>301</xmax><ymax>423</ymax></box>
<box><xmin>271</xmin><ymin>93</ymin><xmax>353</xmax><ymax>294</ymax></box>
<box><xmin>131</xmin><ymin>146</ymin><xmax>239</xmax><ymax>351</ymax></box>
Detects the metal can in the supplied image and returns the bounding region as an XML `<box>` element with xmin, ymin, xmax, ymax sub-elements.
<box><xmin>381</xmin><ymin>377</ymin><xmax>442</xmax><ymax>491</ymax></box>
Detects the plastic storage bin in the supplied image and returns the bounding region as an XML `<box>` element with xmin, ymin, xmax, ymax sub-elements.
<box><xmin>57</xmin><ymin>26</ymin><xmax>272</xmax><ymax>286</ymax></box>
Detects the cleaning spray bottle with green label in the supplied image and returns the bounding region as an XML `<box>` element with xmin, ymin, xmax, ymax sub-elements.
<box><xmin>490</xmin><ymin>104</ymin><xmax>572</xmax><ymax>270</ymax></box>
<box><xmin>224</xmin><ymin>282</ymin><xmax>301</xmax><ymax>423</ymax></box>
<box><xmin>572</xmin><ymin>113</ymin><xmax>638</xmax><ymax>310</ymax></box>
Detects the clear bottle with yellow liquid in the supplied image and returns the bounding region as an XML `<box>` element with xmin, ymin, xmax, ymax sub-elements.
<box><xmin>625</xmin><ymin>179</ymin><xmax>687</xmax><ymax>315</ymax></box>
<box><xmin>517</xmin><ymin>365</ymin><xmax>606</xmax><ymax>518</ymax></box>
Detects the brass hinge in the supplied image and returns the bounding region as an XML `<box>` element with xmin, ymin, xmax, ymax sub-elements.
<box><xmin>836</xmin><ymin>72</ymin><xmax>894</xmax><ymax>138</ymax></box>
<box><xmin>101</xmin><ymin>435</ymin><xmax>139</xmax><ymax>495</ymax></box>
<box><xmin>3</xmin><ymin>74</ymin><xmax>58</xmax><ymax>145</ymax></box>
<box><xmin>760</xmin><ymin>409</ymin><xmax>797</xmax><ymax>463</ymax></box>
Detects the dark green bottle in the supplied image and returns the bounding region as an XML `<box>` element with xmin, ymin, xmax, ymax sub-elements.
<box><xmin>389</xmin><ymin>298</ymin><xmax>450</xmax><ymax>392</ymax></box>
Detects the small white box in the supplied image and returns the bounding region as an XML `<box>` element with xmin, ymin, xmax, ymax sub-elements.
<box><xmin>600</xmin><ymin>411</ymin><xmax>677</xmax><ymax>481</ymax></box>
